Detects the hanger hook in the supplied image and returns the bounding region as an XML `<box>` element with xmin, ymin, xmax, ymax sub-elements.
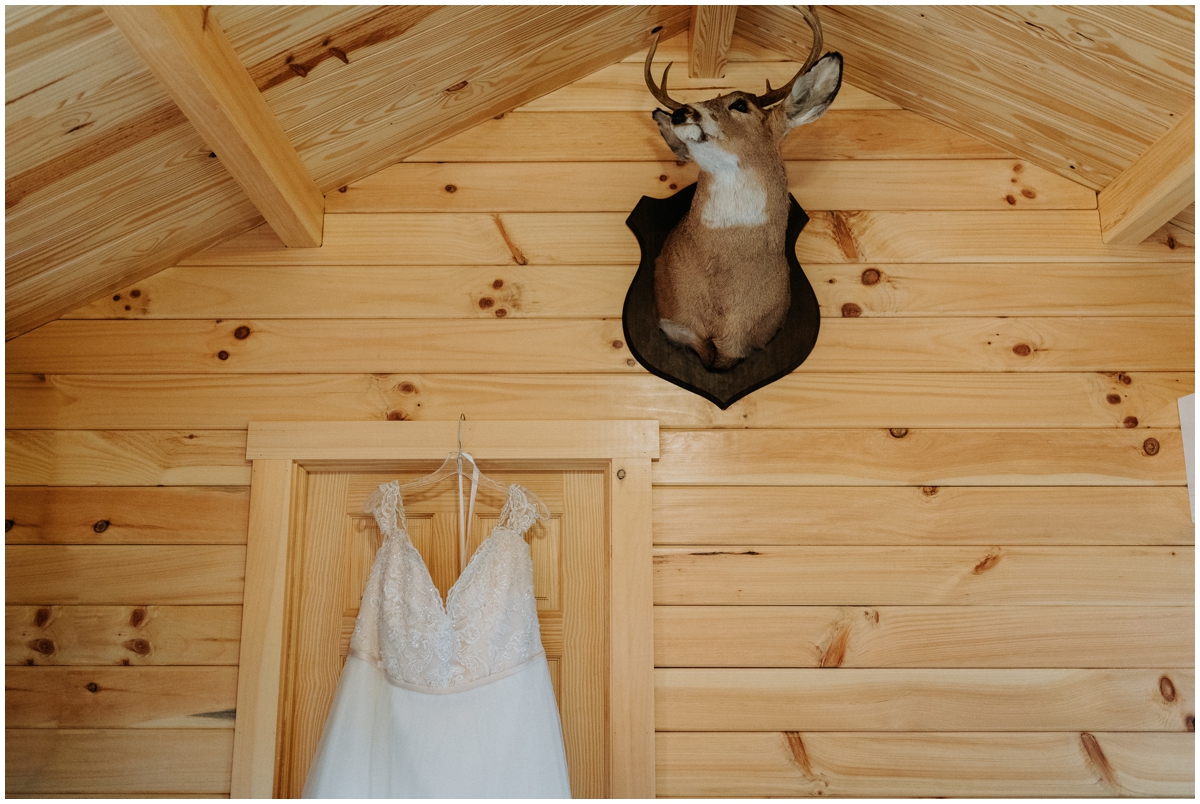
<box><xmin>458</xmin><ymin>413</ymin><xmax>465</xmax><ymax>455</ymax></box>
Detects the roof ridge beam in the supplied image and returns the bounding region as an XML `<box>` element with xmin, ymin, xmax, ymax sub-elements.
<box><xmin>105</xmin><ymin>5</ymin><xmax>324</xmax><ymax>248</ymax></box>
<box><xmin>689</xmin><ymin>6</ymin><xmax>739</xmax><ymax>79</ymax></box>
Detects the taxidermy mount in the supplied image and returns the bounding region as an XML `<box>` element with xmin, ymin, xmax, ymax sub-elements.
<box><xmin>646</xmin><ymin>6</ymin><xmax>842</xmax><ymax>371</ymax></box>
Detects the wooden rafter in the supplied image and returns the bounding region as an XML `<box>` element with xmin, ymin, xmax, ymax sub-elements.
<box><xmin>105</xmin><ymin>5</ymin><xmax>324</xmax><ymax>248</ymax></box>
<box><xmin>1098</xmin><ymin>110</ymin><xmax>1195</xmax><ymax>245</ymax></box>
<box><xmin>689</xmin><ymin>6</ymin><xmax>739</xmax><ymax>79</ymax></box>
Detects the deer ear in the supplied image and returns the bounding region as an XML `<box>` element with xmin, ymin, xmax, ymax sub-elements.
<box><xmin>653</xmin><ymin>109</ymin><xmax>692</xmax><ymax>162</ymax></box>
<box><xmin>782</xmin><ymin>52</ymin><xmax>843</xmax><ymax>129</ymax></box>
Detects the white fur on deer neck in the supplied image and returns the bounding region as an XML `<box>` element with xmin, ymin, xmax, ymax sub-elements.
<box><xmin>690</xmin><ymin>144</ymin><xmax>768</xmax><ymax>229</ymax></box>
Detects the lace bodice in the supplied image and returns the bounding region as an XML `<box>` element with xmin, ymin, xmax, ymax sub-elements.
<box><xmin>350</xmin><ymin>479</ymin><xmax>545</xmax><ymax>690</ymax></box>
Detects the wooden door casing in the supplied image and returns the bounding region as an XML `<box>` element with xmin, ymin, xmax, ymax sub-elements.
<box><xmin>274</xmin><ymin>468</ymin><xmax>608</xmax><ymax>797</ymax></box>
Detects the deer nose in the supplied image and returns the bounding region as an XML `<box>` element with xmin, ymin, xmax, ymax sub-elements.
<box><xmin>671</xmin><ymin>106</ymin><xmax>695</xmax><ymax>125</ymax></box>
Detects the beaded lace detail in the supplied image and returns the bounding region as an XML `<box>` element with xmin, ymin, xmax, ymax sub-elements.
<box><xmin>351</xmin><ymin>479</ymin><xmax>545</xmax><ymax>689</ymax></box>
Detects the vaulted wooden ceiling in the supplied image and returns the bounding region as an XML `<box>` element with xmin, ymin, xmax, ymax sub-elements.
<box><xmin>6</xmin><ymin>5</ymin><xmax>1194</xmax><ymax>341</ymax></box>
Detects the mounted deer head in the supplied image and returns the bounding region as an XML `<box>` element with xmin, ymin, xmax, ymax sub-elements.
<box><xmin>645</xmin><ymin>6</ymin><xmax>842</xmax><ymax>371</ymax></box>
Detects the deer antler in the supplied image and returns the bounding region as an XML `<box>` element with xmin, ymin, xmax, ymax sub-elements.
<box><xmin>643</xmin><ymin>30</ymin><xmax>684</xmax><ymax>111</ymax></box>
<box><xmin>754</xmin><ymin>5</ymin><xmax>825</xmax><ymax>108</ymax></box>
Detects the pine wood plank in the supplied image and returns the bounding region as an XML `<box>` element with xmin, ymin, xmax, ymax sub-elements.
<box><xmin>106</xmin><ymin>6</ymin><xmax>324</xmax><ymax>247</ymax></box>
<box><xmin>688</xmin><ymin>6</ymin><xmax>738</xmax><ymax>79</ymax></box>
<box><xmin>654</xmin><ymin>606</ymin><xmax>1195</xmax><ymax>668</ymax></box>
<box><xmin>183</xmin><ymin>211</ymin><xmax>1191</xmax><ymax>267</ymax></box>
<box><xmin>654</xmin><ymin>668</ymin><xmax>1195</xmax><ymax>731</ymax></box>
<box><xmin>404</xmin><ymin>110</ymin><xmax>1009</xmax><ymax>163</ymax></box>
<box><xmin>10</xmin><ymin>317</ymin><xmax>1191</xmax><ymax>375</ymax></box>
<box><xmin>620</xmin><ymin>31</ymin><xmax>789</xmax><ymax>64</ymax></box>
<box><xmin>654</xmin><ymin>429</ymin><xmax>1186</xmax><ymax>486</ymax></box>
<box><xmin>652</xmin><ymin>546</ymin><xmax>1192</xmax><ymax>606</ymax></box>
<box><xmin>4</xmin><ymin>430</ymin><xmax>249</xmax><ymax>487</ymax></box>
<box><xmin>5</xmin><ymin>728</ymin><xmax>233</xmax><ymax>795</ymax></box>
<box><xmin>6</xmin><ymin>605</ymin><xmax>242</xmax><ymax>666</ymax></box>
<box><xmin>65</xmin><ymin>260</ymin><xmax>1193</xmax><ymax>321</ymax></box>
<box><xmin>517</xmin><ymin>64</ymin><xmax>899</xmax><ymax>112</ymax></box>
<box><xmin>324</xmin><ymin>159</ymin><xmax>1097</xmax><ymax>213</ymax></box>
<box><xmin>7</xmin><ymin>372</ymin><xmax>1192</xmax><ymax>431</ymax></box>
<box><xmin>656</xmin><ymin>732</ymin><xmax>1195</xmax><ymax>797</ymax></box>
<box><xmin>5</xmin><ymin>545</ymin><xmax>246</xmax><ymax>605</ymax></box>
<box><xmin>653</xmin><ymin>486</ymin><xmax>1195</xmax><ymax>546</ymax></box>
<box><xmin>6</xmin><ymin>666</ymin><xmax>238</xmax><ymax>728</ymax></box>
<box><xmin>271</xmin><ymin>5</ymin><xmax>691</xmax><ymax>191</ymax></box>
<box><xmin>4</xmin><ymin>487</ymin><xmax>249</xmax><ymax>545</ymax></box>
<box><xmin>1100</xmin><ymin>111</ymin><xmax>1196</xmax><ymax>245</ymax></box>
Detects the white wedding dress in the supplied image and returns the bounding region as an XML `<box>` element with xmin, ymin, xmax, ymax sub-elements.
<box><xmin>303</xmin><ymin>475</ymin><xmax>572</xmax><ymax>798</ymax></box>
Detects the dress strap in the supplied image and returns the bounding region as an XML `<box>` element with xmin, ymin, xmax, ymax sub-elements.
<box><xmin>363</xmin><ymin>479</ymin><xmax>406</xmax><ymax>534</ymax></box>
<box><xmin>457</xmin><ymin>452</ymin><xmax>481</xmax><ymax>574</ymax></box>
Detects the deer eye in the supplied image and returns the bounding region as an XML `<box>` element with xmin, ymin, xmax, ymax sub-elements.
<box><xmin>729</xmin><ymin>98</ymin><xmax>749</xmax><ymax>113</ymax></box>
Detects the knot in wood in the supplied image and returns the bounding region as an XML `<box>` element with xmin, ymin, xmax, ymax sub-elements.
<box><xmin>34</xmin><ymin>608</ymin><xmax>50</xmax><ymax>627</ymax></box>
<box><xmin>93</xmin><ymin>520</ymin><xmax>110</xmax><ymax>533</ymax></box>
<box><xmin>1160</xmin><ymin>675</ymin><xmax>1177</xmax><ymax>702</ymax></box>
<box><xmin>1187</xmin><ymin>715</ymin><xmax>1195</xmax><ymax>732</ymax></box>
<box><xmin>86</xmin><ymin>682</ymin><xmax>99</xmax><ymax>693</ymax></box>
<box><xmin>130</xmin><ymin>289</ymin><xmax>141</xmax><ymax>298</ymax></box>
<box><xmin>1118</xmin><ymin>373</ymin><xmax>1132</xmax><ymax>385</ymax></box>
<box><xmin>495</xmin><ymin>308</ymin><xmax>507</xmax><ymax>318</ymax></box>
<box><xmin>841</xmin><ymin>303</ymin><xmax>861</xmax><ymax>317</ymax></box>
<box><xmin>444</xmin><ymin>80</ymin><xmax>469</xmax><ymax>93</ymax></box>
<box><xmin>445</xmin><ymin>184</ymin><xmax>457</xmax><ymax>193</ymax></box>
<box><xmin>4</xmin><ymin>519</ymin><xmax>12</xmax><ymax>532</ymax></box>
<box><xmin>289</xmin><ymin>63</ymin><xmax>309</xmax><ymax>78</ymax></box>
<box><xmin>234</xmin><ymin>326</ymin><xmax>251</xmax><ymax>340</ymax></box>
<box><xmin>888</xmin><ymin>428</ymin><xmax>908</xmax><ymax>438</ymax></box>
<box><xmin>125</xmin><ymin>639</ymin><xmax>150</xmax><ymax>655</ymax></box>
<box><xmin>31</xmin><ymin>638</ymin><xmax>54</xmax><ymax>655</ymax></box>
<box><xmin>1143</xmin><ymin>437</ymin><xmax>1160</xmax><ymax>456</ymax></box>
<box><xmin>1012</xmin><ymin>343</ymin><xmax>1032</xmax><ymax>357</ymax></box>
<box><xmin>612</xmin><ymin>340</ymin><xmax>624</xmax><ymax>350</ymax></box>
<box><xmin>397</xmin><ymin>382</ymin><xmax>415</xmax><ymax>395</ymax></box>
<box><xmin>492</xmin><ymin>279</ymin><xmax>504</xmax><ymax>289</ymax></box>
<box><xmin>386</xmin><ymin>410</ymin><xmax>408</xmax><ymax>421</ymax></box>
<box><xmin>616</xmin><ymin>469</ymin><xmax>626</xmax><ymax>480</ymax></box>
<box><xmin>217</xmin><ymin>351</ymin><xmax>229</xmax><ymax>361</ymax></box>
<box><xmin>130</xmin><ymin>608</ymin><xmax>146</xmax><ymax>627</ymax></box>
<box><xmin>478</xmin><ymin>297</ymin><xmax>494</xmax><ymax>309</ymax></box>
<box><xmin>328</xmin><ymin>47</ymin><xmax>349</xmax><ymax>64</ymax></box>
<box><xmin>1123</xmin><ymin>416</ymin><xmax>1139</xmax><ymax>428</ymax></box>
<box><xmin>1106</xmin><ymin>394</ymin><xmax>1121</xmax><ymax>404</ymax></box>
<box><xmin>920</xmin><ymin>486</ymin><xmax>939</xmax><ymax>496</ymax></box>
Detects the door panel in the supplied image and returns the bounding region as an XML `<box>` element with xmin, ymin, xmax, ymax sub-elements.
<box><xmin>276</xmin><ymin>468</ymin><xmax>607</xmax><ymax>798</ymax></box>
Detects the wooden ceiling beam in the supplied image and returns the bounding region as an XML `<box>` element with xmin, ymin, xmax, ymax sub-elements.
<box><xmin>689</xmin><ymin>6</ymin><xmax>738</xmax><ymax>79</ymax></box>
<box><xmin>1098</xmin><ymin>110</ymin><xmax>1195</xmax><ymax>245</ymax></box>
<box><xmin>105</xmin><ymin>5</ymin><xmax>323</xmax><ymax>248</ymax></box>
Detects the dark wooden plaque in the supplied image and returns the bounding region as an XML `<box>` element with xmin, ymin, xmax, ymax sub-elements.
<box><xmin>622</xmin><ymin>184</ymin><xmax>820</xmax><ymax>409</ymax></box>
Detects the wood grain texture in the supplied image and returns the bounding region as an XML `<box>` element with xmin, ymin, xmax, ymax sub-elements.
<box><xmin>405</xmin><ymin>109</ymin><xmax>1008</xmax><ymax>163</ymax></box>
<box><xmin>654</xmin><ymin>428</ymin><xmax>1186</xmax><ymax>486</ymax></box>
<box><xmin>518</xmin><ymin>60</ymin><xmax>899</xmax><ymax>112</ymax></box>
<box><xmin>8</xmin><ymin>372</ymin><xmax>1191</xmax><ymax>431</ymax></box>
<box><xmin>688</xmin><ymin>6</ymin><xmax>738</xmax><ymax>79</ymax></box>
<box><xmin>5</xmin><ymin>545</ymin><xmax>246</xmax><ymax>605</ymax></box>
<box><xmin>6</xmin><ymin>666</ymin><xmax>237</xmax><ymax>728</ymax></box>
<box><xmin>1099</xmin><ymin>110</ymin><xmax>1196</xmax><ymax>244</ymax></box>
<box><xmin>739</xmin><ymin>5</ymin><xmax>1195</xmax><ymax>190</ymax></box>
<box><xmin>4</xmin><ymin>486</ymin><xmax>249</xmax><ymax>545</ymax></box>
<box><xmin>231</xmin><ymin>459</ymin><xmax>299</xmax><ymax>797</ymax></box>
<box><xmin>654</xmin><ymin>606</ymin><xmax>1195</xmax><ymax>668</ymax></box>
<box><xmin>654</xmin><ymin>668</ymin><xmax>1195</xmax><ymax>731</ymax></box>
<box><xmin>104</xmin><ymin>5</ymin><xmax>325</xmax><ymax>248</ymax></box>
<box><xmin>653</xmin><ymin>486</ymin><xmax>1195</xmax><ymax>546</ymax></box>
<box><xmin>182</xmin><ymin>211</ymin><xmax>1190</xmax><ymax>267</ymax></box>
<box><xmin>5</xmin><ymin>728</ymin><xmax>233</xmax><ymax>795</ymax></box>
<box><xmin>5</xmin><ymin>430</ymin><xmax>249</xmax><ymax>487</ymax></box>
<box><xmin>9</xmin><ymin>317</ymin><xmax>1190</xmax><ymax>375</ymax></box>
<box><xmin>656</xmin><ymin>732</ymin><xmax>1195</xmax><ymax>797</ymax></box>
<box><xmin>324</xmin><ymin>159</ymin><xmax>1097</xmax><ymax>213</ymax></box>
<box><xmin>6</xmin><ymin>605</ymin><xmax>241</xmax><ymax>666</ymax></box>
<box><xmin>66</xmin><ymin>260</ymin><xmax>1192</xmax><ymax>321</ymax></box>
<box><xmin>652</xmin><ymin>546</ymin><xmax>1193</xmax><ymax>606</ymax></box>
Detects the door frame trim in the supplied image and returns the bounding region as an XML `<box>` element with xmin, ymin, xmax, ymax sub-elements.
<box><xmin>231</xmin><ymin>420</ymin><xmax>659</xmax><ymax>798</ymax></box>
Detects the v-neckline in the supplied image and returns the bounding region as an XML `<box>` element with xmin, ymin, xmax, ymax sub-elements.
<box><xmin>384</xmin><ymin>479</ymin><xmax>520</xmax><ymax>616</ymax></box>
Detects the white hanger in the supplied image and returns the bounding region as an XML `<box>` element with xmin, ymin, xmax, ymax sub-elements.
<box><xmin>393</xmin><ymin>416</ymin><xmax>549</xmax><ymax>572</ymax></box>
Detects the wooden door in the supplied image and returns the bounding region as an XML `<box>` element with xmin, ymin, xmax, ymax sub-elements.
<box><xmin>274</xmin><ymin>467</ymin><xmax>608</xmax><ymax>798</ymax></box>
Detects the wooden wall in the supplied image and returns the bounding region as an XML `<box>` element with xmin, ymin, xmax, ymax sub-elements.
<box><xmin>6</xmin><ymin>34</ymin><xmax>1195</xmax><ymax>797</ymax></box>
